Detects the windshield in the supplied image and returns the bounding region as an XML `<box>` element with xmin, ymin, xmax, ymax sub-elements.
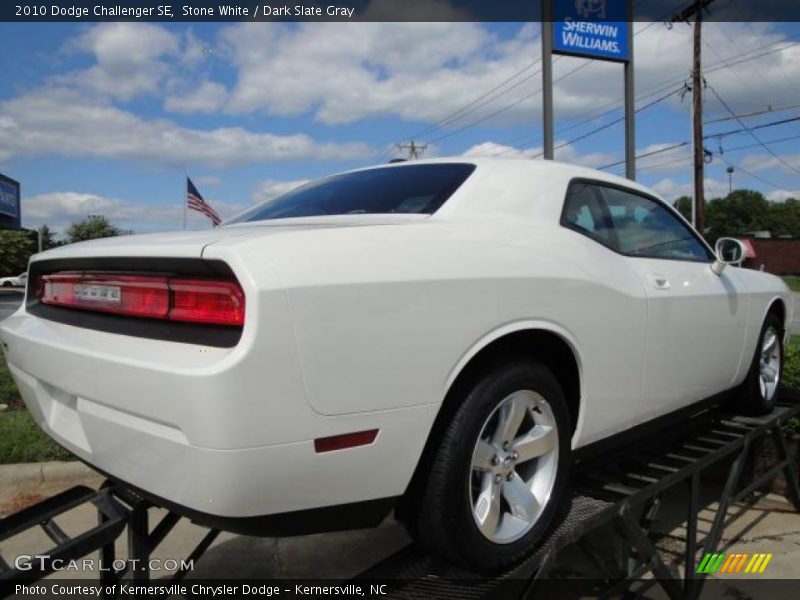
<box><xmin>227</xmin><ymin>163</ymin><xmax>476</xmax><ymax>223</ymax></box>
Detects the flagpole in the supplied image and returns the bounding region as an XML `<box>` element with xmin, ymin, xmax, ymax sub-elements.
<box><xmin>183</xmin><ymin>170</ymin><xmax>188</xmax><ymax>231</ymax></box>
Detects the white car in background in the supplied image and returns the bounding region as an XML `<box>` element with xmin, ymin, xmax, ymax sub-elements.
<box><xmin>0</xmin><ymin>159</ymin><xmax>789</xmax><ymax>570</ymax></box>
<box><xmin>0</xmin><ymin>272</ymin><xmax>27</xmax><ymax>287</ymax></box>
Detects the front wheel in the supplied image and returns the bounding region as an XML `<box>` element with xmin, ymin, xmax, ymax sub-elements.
<box><xmin>407</xmin><ymin>360</ymin><xmax>571</xmax><ymax>571</ymax></box>
<box><xmin>738</xmin><ymin>313</ymin><xmax>783</xmax><ymax>415</ymax></box>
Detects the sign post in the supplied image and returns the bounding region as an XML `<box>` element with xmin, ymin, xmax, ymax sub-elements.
<box><xmin>543</xmin><ymin>0</ymin><xmax>635</xmax><ymax>179</ymax></box>
<box><xmin>542</xmin><ymin>0</ymin><xmax>554</xmax><ymax>160</ymax></box>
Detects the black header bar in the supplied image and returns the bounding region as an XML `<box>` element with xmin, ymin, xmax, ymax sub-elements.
<box><xmin>2</xmin><ymin>0</ymin><xmax>800</xmax><ymax>23</ymax></box>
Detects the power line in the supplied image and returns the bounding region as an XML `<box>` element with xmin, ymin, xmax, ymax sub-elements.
<box><xmin>527</xmin><ymin>87</ymin><xmax>685</xmax><ymax>159</ymax></box>
<box><xmin>708</xmin><ymin>115</ymin><xmax>800</xmax><ymax>142</ymax></box>
<box><xmin>381</xmin><ymin>24</ymin><xmax>800</xmax><ymax>165</ymax></box>
<box><xmin>706</xmin><ymin>82</ymin><xmax>800</xmax><ymax>176</ymax></box>
<box><xmin>717</xmin><ymin>155</ymin><xmax>786</xmax><ymax>191</ymax></box>
<box><xmin>731</xmin><ymin>4</ymin><xmax>800</xmax><ymax>100</ymax></box>
<box><xmin>702</xmin><ymin>24</ymin><xmax>773</xmax><ymax>109</ymax></box>
<box><xmin>382</xmin><ymin>16</ymin><xmax>684</xmax><ymax>160</ymax></box>
<box><xmin>638</xmin><ymin>153</ymin><xmax>694</xmax><ymax>172</ymax></box>
<box><xmin>598</xmin><ymin>141</ymin><xmax>690</xmax><ymax>170</ymax></box>
<box><xmin>484</xmin><ymin>35</ymin><xmax>799</xmax><ymax>157</ymax></box>
<box><xmin>407</xmin><ymin>62</ymin><xmax>544</xmax><ymax>141</ymax></box>
<box><xmin>705</xmin><ymin>103</ymin><xmax>800</xmax><ymax>124</ymax></box>
<box><xmin>719</xmin><ymin>132</ymin><xmax>800</xmax><ymax>154</ymax></box>
<box><xmin>427</xmin><ymin>61</ymin><xmax>592</xmax><ymax>146</ymax></box>
<box><xmin>597</xmin><ymin>124</ymin><xmax>800</xmax><ymax>176</ymax></box>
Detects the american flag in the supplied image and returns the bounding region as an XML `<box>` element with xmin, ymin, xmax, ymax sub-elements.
<box><xmin>187</xmin><ymin>178</ymin><xmax>221</xmax><ymax>226</ymax></box>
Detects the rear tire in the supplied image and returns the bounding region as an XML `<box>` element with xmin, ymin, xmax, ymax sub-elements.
<box><xmin>406</xmin><ymin>359</ymin><xmax>571</xmax><ymax>572</ymax></box>
<box><xmin>737</xmin><ymin>312</ymin><xmax>783</xmax><ymax>415</ymax></box>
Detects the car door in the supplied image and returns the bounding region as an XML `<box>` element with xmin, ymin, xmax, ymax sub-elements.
<box><xmin>592</xmin><ymin>183</ymin><xmax>749</xmax><ymax>422</ymax></box>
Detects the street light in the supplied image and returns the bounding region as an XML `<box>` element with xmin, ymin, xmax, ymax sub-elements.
<box><xmin>726</xmin><ymin>166</ymin><xmax>735</xmax><ymax>195</ymax></box>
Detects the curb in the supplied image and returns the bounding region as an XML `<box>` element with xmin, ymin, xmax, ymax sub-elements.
<box><xmin>0</xmin><ymin>460</ymin><xmax>102</xmax><ymax>493</ymax></box>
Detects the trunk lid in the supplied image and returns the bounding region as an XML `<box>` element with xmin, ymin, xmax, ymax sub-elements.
<box><xmin>36</xmin><ymin>214</ymin><xmax>428</xmax><ymax>262</ymax></box>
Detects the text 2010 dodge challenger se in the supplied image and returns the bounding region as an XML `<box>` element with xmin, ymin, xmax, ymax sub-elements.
<box><xmin>0</xmin><ymin>158</ymin><xmax>790</xmax><ymax>570</ymax></box>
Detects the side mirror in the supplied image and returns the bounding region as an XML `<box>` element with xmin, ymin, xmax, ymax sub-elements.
<box><xmin>711</xmin><ymin>237</ymin><xmax>747</xmax><ymax>275</ymax></box>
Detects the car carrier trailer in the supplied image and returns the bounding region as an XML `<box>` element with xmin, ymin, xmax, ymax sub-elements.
<box><xmin>2</xmin><ymin>391</ymin><xmax>799</xmax><ymax>600</ymax></box>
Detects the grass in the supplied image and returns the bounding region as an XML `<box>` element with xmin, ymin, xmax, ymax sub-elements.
<box><xmin>784</xmin><ymin>336</ymin><xmax>800</xmax><ymax>390</ymax></box>
<box><xmin>0</xmin><ymin>410</ymin><xmax>72</xmax><ymax>464</ymax></box>
<box><xmin>0</xmin><ymin>355</ymin><xmax>23</xmax><ymax>410</ymax></box>
<box><xmin>782</xmin><ymin>276</ymin><xmax>800</xmax><ymax>292</ymax></box>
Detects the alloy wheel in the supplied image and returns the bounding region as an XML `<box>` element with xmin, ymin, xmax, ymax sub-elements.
<box><xmin>469</xmin><ymin>389</ymin><xmax>559</xmax><ymax>544</ymax></box>
<box><xmin>759</xmin><ymin>325</ymin><xmax>781</xmax><ymax>402</ymax></box>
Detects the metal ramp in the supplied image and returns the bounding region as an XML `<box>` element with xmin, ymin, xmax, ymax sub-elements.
<box><xmin>1</xmin><ymin>393</ymin><xmax>798</xmax><ymax>600</ymax></box>
<box><xmin>356</xmin><ymin>394</ymin><xmax>800</xmax><ymax>600</ymax></box>
<box><xmin>0</xmin><ymin>485</ymin><xmax>127</xmax><ymax>580</ymax></box>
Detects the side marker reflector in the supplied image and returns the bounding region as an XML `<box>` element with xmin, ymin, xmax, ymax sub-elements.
<box><xmin>314</xmin><ymin>429</ymin><xmax>379</xmax><ymax>453</ymax></box>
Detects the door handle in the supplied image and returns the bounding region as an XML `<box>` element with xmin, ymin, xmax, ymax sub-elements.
<box><xmin>647</xmin><ymin>274</ymin><xmax>671</xmax><ymax>290</ymax></box>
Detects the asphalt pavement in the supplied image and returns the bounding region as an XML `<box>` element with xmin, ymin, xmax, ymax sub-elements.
<box><xmin>0</xmin><ymin>289</ymin><xmax>23</xmax><ymax>321</ymax></box>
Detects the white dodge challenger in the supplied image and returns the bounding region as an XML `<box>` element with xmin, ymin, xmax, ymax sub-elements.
<box><xmin>0</xmin><ymin>158</ymin><xmax>790</xmax><ymax>570</ymax></box>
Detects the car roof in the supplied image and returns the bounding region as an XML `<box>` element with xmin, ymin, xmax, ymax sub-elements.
<box><xmin>350</xmin><ymin>157</ymin><xmax>665</xmax><ymax>220</ymax></box>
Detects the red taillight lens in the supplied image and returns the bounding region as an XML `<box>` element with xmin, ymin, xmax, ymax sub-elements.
<box><xmin>39</xmin><ymin>273</ymin><xmax>245</xmax><ymax>327</ymax></box>
<box><xmin>170</xmin><ymin>279</ymin><xmax>245</xmax><ymax>326</ymax></box>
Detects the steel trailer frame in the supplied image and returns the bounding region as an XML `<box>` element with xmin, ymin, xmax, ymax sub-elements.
<box><xmin>1</xmin><ymin>393</ymin><xmax>799</xmax><ymax>600</ymax></box>
<box><xmin>356</xmin><ymin>392</ymin><xmax>800</xmax><ymax>599</ymax></box>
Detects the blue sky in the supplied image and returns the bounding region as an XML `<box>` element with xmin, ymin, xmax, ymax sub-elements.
<box><xmin>1</xmin><ymin>19</ymin><xmax>799</xmax><ymax>235</ymax></box>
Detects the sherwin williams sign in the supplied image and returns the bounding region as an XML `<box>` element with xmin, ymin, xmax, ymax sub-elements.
<box><xmin>553</xmin><ymin>0</ymin><xmax>630</xmax><ymax>62</ymax></box>
<box><xmin>0</xmin><ymin>174</ymin><xmax>20</xmax><ymax>220</ymax></box>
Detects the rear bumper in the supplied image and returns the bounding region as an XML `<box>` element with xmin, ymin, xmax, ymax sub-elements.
<box><xmin>0</xmin><ymin>302</ymin><xmax>436</xmax><ymax>521</ymax></box>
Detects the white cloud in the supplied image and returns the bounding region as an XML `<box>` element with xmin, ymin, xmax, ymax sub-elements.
<box><xmin>767</xmin><ymin>189</ymin><xmax>800</xmax><ymax>202</ymax></box>
<box><xmin>199</xmin><ymin>22</ymin><xmax>799</xmax><ymax>130</ymax></box>
<box><xmin>650</xmin><ymin>177</ymin><xmax>730</xmax><ymax>201</ymax></box>
<box><xmin>461</xmin><ymin>140</ymin><xmax>614</xmax><ymax>169</ymax></box>
<box><xmin>165</xmin><ymin>80</ymin><xmax>228</xmax><ymax>113</ymax></box>
<box><xmin>218</xmin><ymin>21</ymin><xmax>525</xmax><ymax>124</ymax></box>
<box><xmin>462</xmin><ymin>141</ymin><xmax>537</xmax><ymax>159</ymax></box>
<box><xmin>252</xmin><ymin>179</ymin><xmax>310</xmax><ymax>204</ymax></box>
<box><xmin>23</xmin><ymin>191</ymin><xmax>178</xmax><ymax>233</ymax></box>
<box><xmin>741</xmin><ymin>152</ymin><xmax>800</xmax><ymax>174</ymax></box>
<box><xmin>63</xmin><ymin>23</ymin><xmax>179</xmax><ymax>101</ymax></box>
<box><xmin>180</xmin><ymin>29</ymin><xmax>212</xmax><ymax>66</ymax></box>
<box><xmin>23</xmin><ymin>191</ymin><xmax>249</xmax><ymax>234</ymax></box>
<box><xmin>636</xmin><ymin>143</ymin><xmax>692</xmax><ymax>174</ymax></box>
<box><xmin>195</xmin><ymin>175</ymin><xmax>223</xmax><ymax>187</ymax></box>
<box><xmin>0</xmin><ymin>89</ymin><xmax>371</xmax><ymax>167</ymax></box>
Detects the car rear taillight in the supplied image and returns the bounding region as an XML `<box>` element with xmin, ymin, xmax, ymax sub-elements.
<box><xmin>38</xmin><ymin>273</ymin><xmax>245</xmax><ymax>327</ymax></box>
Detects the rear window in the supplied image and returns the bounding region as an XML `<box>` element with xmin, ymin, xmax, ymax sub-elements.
<box><xmin>227</xmin><ymin>163</ymin><xmax>476</xmax><ymax>223</ymax></box>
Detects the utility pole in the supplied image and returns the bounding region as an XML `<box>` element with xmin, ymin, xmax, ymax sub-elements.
<box><xmin>672</xmin><ymin>0</ymin><xmax>716</xmax><ymax>235</ymax></box>
<box><xmin>692</xmin><ymin>14</ymin><xmax>705</xmax><ymax>233</ymax></box>
<box><xmin>624</xmin><ymin>5</ymin><xmax>635</xmax><ymax>180</ymax></box>
<box><xmin>397</xmin><ymin>141</ymin><xmax>427</xmax><ymax>160</ymax></box>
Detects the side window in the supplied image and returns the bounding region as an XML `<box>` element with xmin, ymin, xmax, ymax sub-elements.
<box><xmin>562</xmin><ymin>182</ymin><xmax>616</xmax><ymax>247</ymax></box>
<box><xmin>600</xmin><ymin>186</ymin><xmax>713</xmax><ymax>262</ymax></box>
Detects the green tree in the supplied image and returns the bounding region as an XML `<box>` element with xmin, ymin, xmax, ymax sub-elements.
<box><xmin>0</xmin><ymin>229</ymin><xmax>36</xmax><ymax>276</ymax></box>
<box><xmin>705</xmin><ymin>189</ymin><xmax>770</xmax><ymax>241</ymax></box>
<box><xmin>673</xmin><ymin>196</ymin><xmax>692</xmax><ymax>221</ymax></box>
<box><xmin>65</xmin><ymin>215</ymin><xmax>128</xmax><ymax>244</ymax></box>
<box><xmin>764</xmin><ymin>198</ymin><xmax>800</xmax><ymax>238</ymax></box>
